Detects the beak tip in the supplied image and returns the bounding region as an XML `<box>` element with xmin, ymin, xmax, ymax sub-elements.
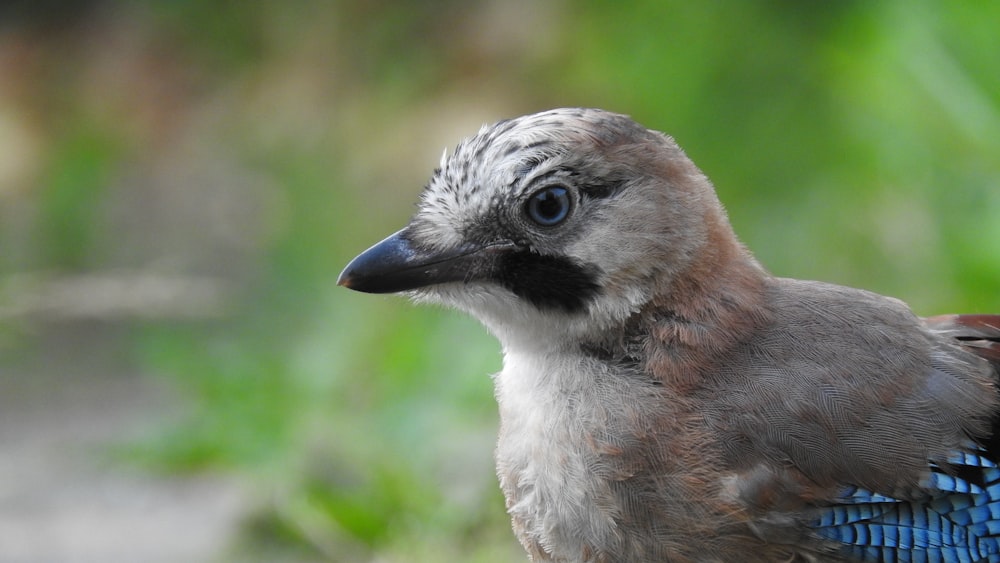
<box><xmin>336</xmin><ymin>270</ymin><xmax>352</xmax><ymax>288</ymax></box>
<box><xmin>337</xmin><ymin>229</ymin><xmax>415</xmax><ymax>294</ymax></box>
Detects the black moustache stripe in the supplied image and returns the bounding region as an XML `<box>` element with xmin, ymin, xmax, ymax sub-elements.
<box><xmin>494</xmin><ymin>250</ymin><xmax>602</xmax><ymax>314</ymax></box>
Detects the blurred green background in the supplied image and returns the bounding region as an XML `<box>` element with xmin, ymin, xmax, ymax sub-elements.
<box><xmin>0</xmin><ymin>1</ymin><xmax>998</xmax><ymax>561</ymax></box>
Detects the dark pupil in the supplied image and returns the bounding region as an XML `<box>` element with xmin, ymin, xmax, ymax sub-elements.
<box><xmin>528</xmin><ymin>186</ymin><xmax>570</xmax><ymax>226</ymax></box>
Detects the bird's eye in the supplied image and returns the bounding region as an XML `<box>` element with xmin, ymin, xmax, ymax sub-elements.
<box><xmin>526</xmin><ymin>186</ymin><xmax>571</xmax><ymax>226</ymax></box>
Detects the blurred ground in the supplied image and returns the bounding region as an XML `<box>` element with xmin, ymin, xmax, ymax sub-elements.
<box><xmin>0</xmin><ymin>324</ymin><xmax>248</xmax><ymax>563</ymax></box>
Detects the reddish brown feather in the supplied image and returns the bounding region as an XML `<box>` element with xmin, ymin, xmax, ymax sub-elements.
<box><xmin>925</xmin><ymin>314</ymin><xmax>1000</xmax><ymax>365</ymax></box>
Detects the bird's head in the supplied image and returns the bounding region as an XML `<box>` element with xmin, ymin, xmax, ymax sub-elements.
<box><xmin>339</xmin><ymin>108</ymin><xmax>746</xmax><ymax>350</ymax></box>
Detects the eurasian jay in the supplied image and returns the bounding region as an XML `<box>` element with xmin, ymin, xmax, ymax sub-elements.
<box><xmin>338</xmin><ymin>108</ymin><xmax>1000</xmax><ymax>562</ymax></box>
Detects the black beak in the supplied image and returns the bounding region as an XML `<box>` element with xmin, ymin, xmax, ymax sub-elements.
<box><xmin>338</xmin><ymin>229</ymin><xmax>513</xmax><ymax>294</ymax></box>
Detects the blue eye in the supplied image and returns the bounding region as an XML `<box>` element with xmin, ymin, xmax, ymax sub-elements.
<box><xmin>526</xmin><ymin>186</ymin><xmax>571</xmax><ymax>226</ymax></box>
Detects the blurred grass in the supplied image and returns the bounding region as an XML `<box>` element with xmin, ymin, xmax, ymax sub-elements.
<box><xmin>1</xmin><ymin>1</ymin><xmax>998</xmax><ymax>561</ymax></box>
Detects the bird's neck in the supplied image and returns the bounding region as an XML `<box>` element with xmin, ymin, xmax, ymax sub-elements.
<box><xmin>640</xmin><ymin>220</ymin><xmax>773</xmax><ymax>391</ymax></box>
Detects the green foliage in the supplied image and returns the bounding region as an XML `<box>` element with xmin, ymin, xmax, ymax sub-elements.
<box><xmin>37</xmin><ymin>125</ymin><xmax>124</xmax><ymax>269</ymax></box>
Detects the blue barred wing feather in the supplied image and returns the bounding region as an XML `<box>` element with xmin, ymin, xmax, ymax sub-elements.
<box><xmin>815</xmin><ymin>450</ymin><xmax>1000</xmax><ymax>562</ymax></box>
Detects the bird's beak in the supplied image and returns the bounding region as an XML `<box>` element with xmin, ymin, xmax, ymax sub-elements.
<box><xmin>338</xmin><ymin>228</ymin><xmax>512</xmax><ymax>294</ymax></box>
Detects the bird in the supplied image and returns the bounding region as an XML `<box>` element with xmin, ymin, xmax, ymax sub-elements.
<box><xmin>337</xmin><ymin>108</ymin><xmax>1000</xmax><ymax>562</ymax></box>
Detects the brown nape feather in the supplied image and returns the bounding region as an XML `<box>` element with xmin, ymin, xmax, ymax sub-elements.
<box><xmin>642</xmin><ymin>241</ymin><xmax>771</xmax><ymax>393</ymax></box>
<box><xmin>638</xmin><ymin>140</ymin><xmax>774</xmax><ymax>393</ymax></box>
